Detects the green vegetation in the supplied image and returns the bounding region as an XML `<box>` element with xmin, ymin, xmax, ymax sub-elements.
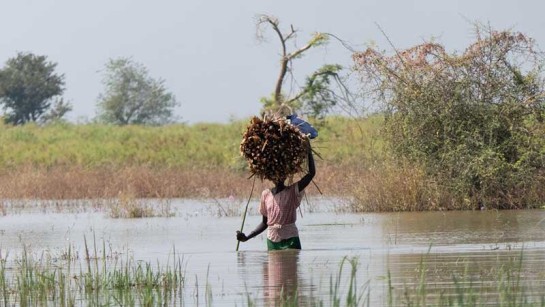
<box><xmin>1</xmin><ymin>246</ymin><xmax>543</xmax><ymax>306</ymax></box>
<box><xmin>0</xmin><ymin>121</ymin><xmax>247</xmax><ymax>170</ymax></box>
<box><xmin>96</xmin><ymin>57</ymin><xmax>179</xmax><ymax>126</ymax></box>
<box><xmin>0</xmin><ymin>116</ymin><xmax>380</xmax><ymax>171</ymax></box>
<box><xmin>0</xmin><ymin>52</ymin><xmax>69</xmax><ymax>125</ymax></box>
<box><xmin>0</xmin><ymin>243</ymin><xmax>185</xmax><ymax>306</ymax></box>
<box><xmin>354</xmin><ymin>26</ymin><xmax>545</xmax><ymax>210</ymax></box>
<box><xmin>0</xmin><ymin>113</ymin><xmax>543</xmax><ymax>211</ymax></box>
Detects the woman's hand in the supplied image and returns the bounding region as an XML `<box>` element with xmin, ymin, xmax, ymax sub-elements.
<box><xmin>237</xmin><ymin>216</ymin><xmax>268</xmax><ymax>242</ymax></box>
<box><xmin>236</xmin><ymin>231</ymin><xmax>249</xmax><ymax>242</ymax></box>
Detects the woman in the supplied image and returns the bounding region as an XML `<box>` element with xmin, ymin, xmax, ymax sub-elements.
<box><xmin>236</xmin><ymin>147</ymin><xmax>315</xmax><ymax>250</ymax></box>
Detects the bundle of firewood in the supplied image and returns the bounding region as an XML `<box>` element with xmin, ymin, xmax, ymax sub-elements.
<box><xmin>240</xmin><ymin>116</ymin><xmax>309</xmax><ymax>182</ymax></box>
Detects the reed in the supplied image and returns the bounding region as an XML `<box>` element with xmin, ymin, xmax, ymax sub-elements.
<box><xmin>329</xmin><ymin>257</ymin><xmax>369</xmax><ymax>307</ymax></box>
<box><xmin>1</xmin><ymin>244</ymin><xmax>544</xmax><ymax>306</ymax></box>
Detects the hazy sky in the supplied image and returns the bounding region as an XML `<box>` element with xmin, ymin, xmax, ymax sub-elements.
<box><xmin>1</xmin><ymin>0</ymin><xmax>543</xmax><ymax>124</ymax></box>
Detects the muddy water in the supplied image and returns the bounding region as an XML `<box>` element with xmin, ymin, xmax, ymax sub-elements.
<box><xmin>1</xmin><ymin>198</ymin><xmax>545</xmax><ymax>305</ymax></box>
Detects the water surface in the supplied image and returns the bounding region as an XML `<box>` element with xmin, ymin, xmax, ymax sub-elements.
<box><xmin>1</xmin><ymin>198</ymin><xmax>544</xmax><ymax>305</ymax></box>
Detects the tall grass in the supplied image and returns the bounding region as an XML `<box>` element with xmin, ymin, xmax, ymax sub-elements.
<box><xmin>0</xmin><ymin>117</ymin><xmax>381</xmax><ymax>201</ymax></box>
<box><xmin>1</xmin><ymin>244</ymin><xmax>544</xmax><ymax>306</ymax></box>
<box><xmin>0</xmin><ymin>117</ymin><xmax>380</xmax><ymax>171</ymax></box>
<box><xmin>347</xmin><ymin>159</ymin><xmax>465</xmax><ymax>212</ymax></box>
<box><xmin>0</xmin><ymin>116</ymin><xmax>541</xmax><ymax>210</ymax></box>
<box><xmin>0</xmin><ymin>240</ymin><xmax>186</xmax><ymax>306</ymax></box>
<box><xmin>0</xmin><ymin>122</ymin><xmax>236</xmax><ymax>169</ymax></box>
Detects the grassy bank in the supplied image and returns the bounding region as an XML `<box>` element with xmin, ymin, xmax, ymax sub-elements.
<box><xmin>0</xmin><ymin>116</ymin><xmax>542</xmax><ymax>211</ymax></box>
<box><xmin>0</xmin><ymin>117</ymin><xmax>380</xmax><ymax>199</ymax></box>
<box><xmin>0</xmin><ymin>117</ymin><xmax>383</xmax><ymax>170</ymax></box>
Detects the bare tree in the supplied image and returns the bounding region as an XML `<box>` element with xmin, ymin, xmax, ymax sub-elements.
<box><xmin>256</xmin><ymin>15</ymin><xmax>342</xmax><ymax>118</ymax></box>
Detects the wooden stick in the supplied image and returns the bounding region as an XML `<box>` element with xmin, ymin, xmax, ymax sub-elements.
<box><xmin>236</xmin><ymin>176</ymin><xmax>256</xmax><ymax>251</ymax></box>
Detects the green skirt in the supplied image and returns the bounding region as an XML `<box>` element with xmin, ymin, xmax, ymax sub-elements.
<box><xmin>267</xmin><ymin>237</ymin><xmax>302</xmax><ymax>251</ymax></box>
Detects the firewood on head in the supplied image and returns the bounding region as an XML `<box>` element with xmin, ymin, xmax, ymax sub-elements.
<box><xmin>240</xmin><ymin>116</ymin><xmax>309</xmax><ymax>182</ymax></box>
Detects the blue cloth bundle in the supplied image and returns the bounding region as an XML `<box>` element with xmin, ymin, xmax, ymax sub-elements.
<box><xmin>286</xmin><ymin>114</ymin><xmax>318</xmax><ymax>139</ymax></box>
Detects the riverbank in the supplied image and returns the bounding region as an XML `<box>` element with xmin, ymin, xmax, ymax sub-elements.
<box><xmin>0</xmin><ymin>116</ymin><xmax>542</xmax><ymax>211</ymax></box>
<box><xmin>0</xmin><ymin>116</ymin><xmax>376</xmax><ymax>200</ymax></box>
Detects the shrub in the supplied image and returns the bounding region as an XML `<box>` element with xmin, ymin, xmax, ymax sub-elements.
<box><xmin>353</xmin><ymin>25</ymin><xmax>545</xmax><ymax>209</ymax></box>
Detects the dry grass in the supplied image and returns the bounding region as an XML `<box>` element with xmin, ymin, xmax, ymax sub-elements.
<box><xmin>0</xmin><ymin>161</ymin><xmax>352</xmax><ymax>200</ymax></box>
<box><xmin>2</xmin><ymin>159</ymin><xmax>532</xmax><ymax>213</ymax></box>
<box><xmin>347</xmin><ymin>161</ymin><xmax>463</xmax><ymax>212</ymax></box>
<box><xmin>106</xmin><ymin>193</ymin><xmax>173</xmax><ymax>218</ymax></box>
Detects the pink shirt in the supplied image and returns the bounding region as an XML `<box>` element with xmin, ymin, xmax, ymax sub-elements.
<box><xmin>259</xmin><ymin>184</ymin><xmax>304</xmax><ymax>242</ymax></box>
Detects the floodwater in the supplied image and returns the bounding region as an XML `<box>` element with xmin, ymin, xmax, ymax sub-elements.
<box><xmin>1</xmin><ymin>198</ymin><xmax>545</xmax><ymax>306</ymax></box>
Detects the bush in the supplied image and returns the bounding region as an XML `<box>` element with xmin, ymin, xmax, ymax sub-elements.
<box><xmin>353</xmin><ymin>25</ymin><xmax>545</xmax><ymax>209</ymax></box>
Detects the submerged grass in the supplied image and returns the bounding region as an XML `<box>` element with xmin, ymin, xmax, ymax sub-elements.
<box><xmin>106</xmin><ymin>193</ymin><xmax>174</xmax><ymax>218</ymax></box>
<box><xmin>0</xmin><ymin>239</ymin><xmax>186</xmax><ymax>306</ymax></box>
<box><xmin>387</xmin><ymin>249</ymin><xmax>545</xmax><ymax>307</ymax></box>
<box><xmin>243</xmin><ymin>251</ymin><xmax>545</xmax><ymax>307</ymax></box>
<box><xmin>0</xmin><ymin>244</ymin><xmax>544</xmax><ymax>306</ymax></box>
<box><xmin>0</xmin><ymin>198</ymin><xmax>175</xmax><ymax>218</ymax></box>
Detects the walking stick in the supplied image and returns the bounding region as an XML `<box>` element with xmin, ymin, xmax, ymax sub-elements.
<box><xmin>236</xmin><ymin>176</ymin><xmax>256</xmax><ymax>251</ymax></box>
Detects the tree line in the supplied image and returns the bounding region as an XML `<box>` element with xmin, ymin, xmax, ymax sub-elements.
<box><xmin>0</xmin><ymin>53</ymin><xmax>178</xmax><ymax>126</ymax></box>
<box><xmin>0</xmin><ymin>15</ymin><xmax>349</xmax><ymax>127</ymax></box>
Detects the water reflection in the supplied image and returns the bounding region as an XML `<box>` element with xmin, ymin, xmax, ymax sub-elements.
<box><xmin>263</xmin><ymin>250</ymin><xmax>300</xmax><ymax>306</ymax></box>
<box><xmin>237</xmin><ymin>250</ymin><xmax>306</xmax><ymax>306</ymax></box>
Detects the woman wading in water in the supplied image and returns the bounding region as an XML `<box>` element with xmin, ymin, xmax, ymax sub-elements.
<box><xmin>236</xmin><ymin>146</ymin><xmax>315</xmax><ymax>250</ymax></box>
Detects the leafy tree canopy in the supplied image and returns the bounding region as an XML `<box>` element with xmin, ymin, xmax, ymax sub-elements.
<box><xmin>96</xmin><ymin>57</ymin><xmax>179</xmax><ymax>125</ymax></box>
<box><xmin>0</xmin><ymin>52</ymin><xmax>65</xmax><ymax>125</ymax></box>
